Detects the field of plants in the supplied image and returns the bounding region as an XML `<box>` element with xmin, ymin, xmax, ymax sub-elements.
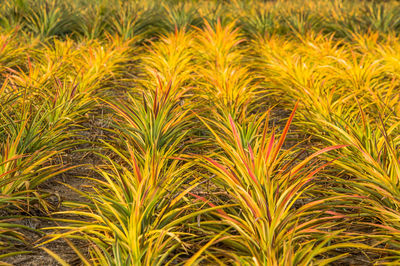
<box><xmin>0</xmin><ymin>0</ymin><xmax>400</xmax><ymax>264</ymax></box>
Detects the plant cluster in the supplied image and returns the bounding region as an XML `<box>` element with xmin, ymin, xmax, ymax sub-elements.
<box><xmin>0</xmin><ymin>0</ymin><xmax>399</xmax><ymax>265</ymax></box>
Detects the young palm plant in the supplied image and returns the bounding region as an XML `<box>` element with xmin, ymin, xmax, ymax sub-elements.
<box><xmin>0</xmin><ymin>78</ymin><xmax>74</xmax><ymax>263</ymax></box>
<box><xmin>302</xmin><ymin>108</ymin><xmax>400</xmax><ymax>263</ymax></box>
<box><xmin>22</xmin><ymin>0</ymin><xmax>76</xmax><ymax>40</ymax></box>
<box><xmin>194</xmin><ymin>20</ymin><xmax>259</xmax><ymax>121</ymax></box>
<box><xmin>194</xmin><ymin>104</ymin><xmax>357</xmax><ymax>265</ymax></box>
